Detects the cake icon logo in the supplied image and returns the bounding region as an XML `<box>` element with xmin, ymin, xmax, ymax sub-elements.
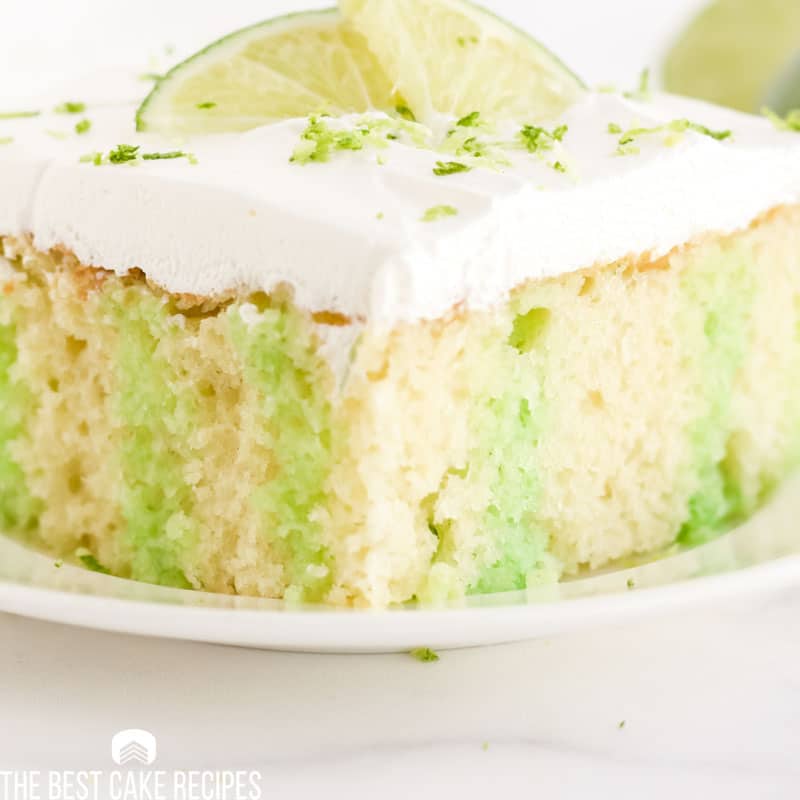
<box><xmin>111</xmin><ymin>729</ymin><xmax>157</xmax><ymax>766</ymax></box>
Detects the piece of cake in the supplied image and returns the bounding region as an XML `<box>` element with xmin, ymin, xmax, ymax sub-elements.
<box><xmin>3</xmin><ymin>2</ymin><xmax>800</xmax><ymax>608</ymax></box>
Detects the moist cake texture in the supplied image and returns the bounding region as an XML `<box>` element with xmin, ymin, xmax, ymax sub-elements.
<box><xmin>2</xmin><ymin>82</ymin><xmax>800</xmax><ymax>607</ymax></box>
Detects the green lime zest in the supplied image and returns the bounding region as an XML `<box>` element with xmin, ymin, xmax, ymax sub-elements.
<box><xmin>0</xmin><ymin>137</ymin><xmax>13</xmax><ymax>145</ymax></box>
<box><xmin>81</xmin><ymin>144</ymin><xmax>196</xmax><ymax>166</ymax></box>
<box><xmin>196</xmin><ymin>101</ymin><xmax>217</xmax><ymax>109</ymax></box>
<box><xmin>615</xmin><ymin>118</ymin><xmax>732</xmax><ymax>155</ymax></box>
<box><xmin>410</xmin><ymin>647</ymin><xmax>440</xmax><ymax>662</ymax></box>
<box><xmin>75</xmin><ymin>119</ymin><xmax>92</xmax><ymax>135</ymax></box>
<box><xmin>677</xmin><ymin>120</ymin><xmax>732</xmax><ymax>140</ymax></box>
<box><xmin>519</xmin><ymin>123</ymin><xmax>567</xmax><ymax>154</ymax></box>
<box><xmin>291</xmin><ymin>116</ymin><xmax>368</xmax><ymax>163</ymax></box>
<box><xmin>763</xmin><ymin>107</ymin><xmax>800</xmax><ymax>132</ymax></box>
<box><xmin>109</xmin><ymin>143</ymin><xmax>141</xmax><ymax>163</ymax></box>
<box><xmin>441</xmin><ymin>118</ymin><xmax>512</xmax><ymax>170</ymax></box>
<box><xmin>142</xmin><ymin>150</ymin><xmax>193</xmax><ymax>160</ymax></box>
<box><xmin>456</xmin><ymin>111</ymin><xmax>481</xmax><ymax>127</ymax></box>
<box><xmin>433</xmin><ymin>160</ymin><xmax>470</xmax><ymax>176</ymax></box>
<box><xmin>421</xmin><ymin>204</ymin><xmax>458</xmax><ymax>222</ymax></box>
<box><xmin>54</xmin><ymin>101</ymin><xmax>86</xmax><ymax>114</ymax></box>
<box><xmin>0</xmin><ymin>110</ymin><xmax>40</xmax><ymax>119</ymax></box>
<box><xmin>291</xmin><ymin>114</ymin><xmax>431</xmax><ymax>165</ymax></box>
<box><xmin>456</xmin><ymin>136</ymin><xmax>486</xmax><ymax>157</ymax></box>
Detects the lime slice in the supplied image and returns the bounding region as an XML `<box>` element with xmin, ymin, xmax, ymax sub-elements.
<box><xmin>663</xmin><ymin>0</ymin><xmax>800</xmax><ymax>112</ymax></box>
<box><xmin>137</xmin><ymin>1</ymin><xmax>585</xmax><ymax>134</ymax></box>
<box><xmin>339</xmin><ymin>0</ymin><xmax>585</xmax><ymax>123</ymax></box>
<box><xmin>136</xmin><ymin>9</ymin><xmax>398</xmax><ymax>133</ymax></box>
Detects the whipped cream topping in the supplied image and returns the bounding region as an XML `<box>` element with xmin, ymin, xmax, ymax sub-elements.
<box><xmin>1</xmin><ymin>80</ymin><xmax>800</xmax><ymax>325</ymax></box>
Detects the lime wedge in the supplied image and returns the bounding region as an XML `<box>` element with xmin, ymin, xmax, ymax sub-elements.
<box><xmin>340</xmin><ymin>0</ymin><xmax>585</xmax><ymax>123</ymax></box>
<box><xmin>136</xmin><ymin>9</ymin><xmax>398</xmax><ymax>133</ymax></box>
<box><xmin>663</xmin><ymin>0</ymin><xmax>800</xmax><ymax>112</ymax></box>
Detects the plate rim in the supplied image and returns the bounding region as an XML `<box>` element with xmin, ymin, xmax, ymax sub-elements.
<box><xmin>2</xmin><ymin>551</ymin><xmax>799</xmax><ymax>653</ymax></box>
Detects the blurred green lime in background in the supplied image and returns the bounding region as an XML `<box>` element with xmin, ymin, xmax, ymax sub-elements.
<box><xmin>663</xmin><ymin>0</ymin><xmax>800</xmax><ymax>113</ymax></box>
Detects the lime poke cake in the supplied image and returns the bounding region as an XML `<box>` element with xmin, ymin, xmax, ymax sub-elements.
<box><xmin>3</xmin><ymin>0</ymin><xmax>800</xmax><ymax>608</ymax></box>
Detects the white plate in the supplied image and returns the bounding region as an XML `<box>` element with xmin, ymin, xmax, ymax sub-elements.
<box><xmin>2</xmin><ymin>475</ymin><xmax>800</xmax><ymax>653</ymax></box>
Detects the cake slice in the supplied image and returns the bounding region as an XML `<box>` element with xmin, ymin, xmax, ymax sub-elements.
<box><xmin>2</xmin><ymin>3</ymin><xmax>800</xmax><ymax>608</ymax></box>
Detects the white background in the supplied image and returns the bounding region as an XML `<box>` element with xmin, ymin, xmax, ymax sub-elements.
<box><xmin>4</xmin><ymin>1</ymin><xmax>800</xmax><ymax>798</ymax></box>
<box><xmin>0</xmin><ymin>0</ymin><xmax>705</xmax><ymax>100</ymax></box>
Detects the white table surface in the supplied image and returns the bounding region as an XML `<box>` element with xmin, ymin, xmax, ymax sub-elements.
<box><xmin>2</xmin><ymin>587</ymin><xmax>800</xmax><ymax>797</ymax></box>
<box><xmin>5</xmin><ymin>0</ymin><xmax>796</xmax><ymax>795</ymax></box>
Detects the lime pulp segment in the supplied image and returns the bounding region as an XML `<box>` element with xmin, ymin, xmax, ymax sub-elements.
<box><xmin>340</xmin><ymin>0</ymin><xmax>585</xmax><ymax>124</ymax></box>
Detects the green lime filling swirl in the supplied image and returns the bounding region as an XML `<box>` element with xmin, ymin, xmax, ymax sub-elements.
<box><xmin>229</xmin><ymin>304</ymin><xmax>333</xmax><ymax>603</ymax></box>
<box><xmin>678</xmin><ymin>248</ymin><xmax>755</xmax><ymax>545</ymax></box>
<box><xmin>110</xmin><ymin>293</ymin><xmax>195</xmax><ymax>588</ymax></box>
<box><xmin>0</xmin><ymin>323</ymin><xmax>41</xmax><ymax>533</ymax></box>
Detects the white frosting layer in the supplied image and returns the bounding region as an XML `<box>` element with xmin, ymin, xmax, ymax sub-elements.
<box><xmin>2</xmin><ymin>85</ymin><xmax>800</xmax><ymax>324</ymax></box>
